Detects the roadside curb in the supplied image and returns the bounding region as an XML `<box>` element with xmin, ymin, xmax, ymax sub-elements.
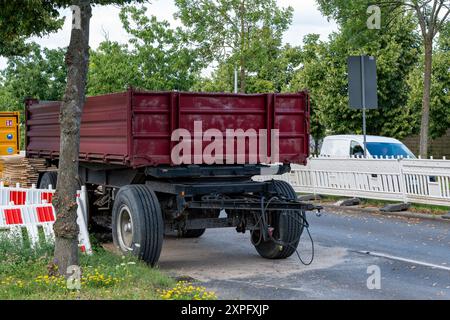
<box><xmin>318</xmin><ymin>204</ymin><xmax>450</xmax><ymax>223</ymax></box>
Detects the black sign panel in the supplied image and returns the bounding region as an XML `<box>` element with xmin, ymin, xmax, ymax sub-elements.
<box><xmin>348</xmin><ymin>56</ymin><xmax>378</xmax><ymax>109</ymax></box>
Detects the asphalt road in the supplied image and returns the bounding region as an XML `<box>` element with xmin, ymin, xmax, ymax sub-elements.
<box><xmin>158</xmin><ymin>209</ymin><xmax>450</xmax><ymax>300</ymax></box>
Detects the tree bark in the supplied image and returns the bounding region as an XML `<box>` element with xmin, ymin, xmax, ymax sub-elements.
<box><xmin>239</xmin><ymin>0</ymin><xmax>246</xmax><ymax>93</ymax></box>
<box><xmin>419</xmin><ymin>39</ymin><xmax>433</xmax><ymax>158</ymax></box>
<box><xmin>53</xmin><ymin>0</ymin><xmax>91</xmax><ymax>276</ymax></box>
<box><xmin>240</xmin><ymin>58</ymin><xmax>246</xmax><ymax>93</ymax></box>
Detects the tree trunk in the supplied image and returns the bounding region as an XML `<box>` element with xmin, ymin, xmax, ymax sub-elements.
<box><xmin>314</xmin><ymin>137</ymin><xmax>320</xmax><ymax>156</ymax></box>
<box><xmin>53</xmin><ymin>0</ymin><xmax>91</xmax><ymax>276</ymax></box>
<box><xmin>240</xmin><ymin>59</ymin><xmax>246</xmax><ymax>93</ymax></box>
<box><xmin>419</xmin><ymin>39</ymin><xmax>433</xmax><ymax>158</ymax></box>
<box><xmin>239</xmin><ymin>0</ymin><xmax>246</xmax><ymax>93</ymax></box>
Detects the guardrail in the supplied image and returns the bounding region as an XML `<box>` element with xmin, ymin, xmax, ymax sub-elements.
<box><xmin>255</xmin><ymin>156</ymin><xmax>450</xmax><ymax>207</ymax></box>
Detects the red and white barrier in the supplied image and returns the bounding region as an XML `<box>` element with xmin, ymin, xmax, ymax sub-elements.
<box><xmin>0</xmin><ymin>204</ymin><xmax>56</xmax><ymax>244</ymax></box>
<box><xmin>0</xmin><ymin>182</ymin><xmax>55</xmax><ymax>206</ymax></box>
<box><xmin>0</xmin><ymin>185</ymin><xmax>92</xmax><ymax>255</ymax></box>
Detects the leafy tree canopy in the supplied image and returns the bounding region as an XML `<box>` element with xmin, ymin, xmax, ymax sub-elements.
<box><xmin>0</xmin><ymin>0</ymin><xmax>146</xmax><ymax>57</ymax></box>
<box><xmin>88</xmin><ymin>6</ymin><xmax>203</xmax><ymax>94</ymax></box>
<box><xmin>174</xmin><ymin>0</ymin><xmax>293</xmax><ymax>92</ymax></box>
<box><xmin>288</xmin><ymin>10</ymin><xmax>422</xmax><ymax>140</ymax></box>
<box><xmin>0</xmin><ymin>43</ymin><xmax>67</xmax><ymax>103</ymax></box>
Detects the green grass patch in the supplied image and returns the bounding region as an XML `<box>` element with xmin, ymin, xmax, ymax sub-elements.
<box><xmin>358</xmin><ymin>199</ymin><xmax>450</xmax><ymax>215</ymax></box>
<box><xmin>0</xmin><ymin>235</ymin><xmax>180</xmax><ymax>300</ymax></box>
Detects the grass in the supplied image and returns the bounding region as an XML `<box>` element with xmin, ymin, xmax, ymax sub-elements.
<box><xmin>0</xmin><ymin>234</ymin><xmax>217</xmax><ymax>300</ymax></box>
<box><xmin>302</xmin><ymin>194</ymin><xmax>450</xmax><ymax>216</ymax></box>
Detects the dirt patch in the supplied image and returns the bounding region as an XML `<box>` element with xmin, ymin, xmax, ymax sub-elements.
<box><xmin>157</xmin><ymin>231</ymin><xmax>347</xmax><ymax>282</ymax></box>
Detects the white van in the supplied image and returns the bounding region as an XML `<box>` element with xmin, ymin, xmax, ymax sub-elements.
<box><xmin>320</xmin><ymin>135</ymin><xmax>416</xmax><ymax>158</ymax></box>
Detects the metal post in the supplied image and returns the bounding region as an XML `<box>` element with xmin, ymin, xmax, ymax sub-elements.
<box><xmin>361</xmin><ymin>56</ymin><xmax>367</xmax><ymax>158</ymax></box>
<box><xmin>397</xmin><ymin>157</ymin><xmax>408</xmax><ymax>204</ymax></box>
<box><xmin>363</xmin><ymin>106</ymin><xmax>367</xmax><ymax>157</ymax></box>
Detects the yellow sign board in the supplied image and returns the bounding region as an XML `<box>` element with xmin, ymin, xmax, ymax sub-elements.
<box><xmin>0</xmin><ymin>112</ymin><xmax>20</xmax><ymax>156</ymax></box>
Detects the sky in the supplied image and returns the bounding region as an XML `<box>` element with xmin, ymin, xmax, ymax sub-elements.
<box><xmin>0</xmin><ymin>0</ymin><xmax>338</xmax><ymax>71</ymax></box>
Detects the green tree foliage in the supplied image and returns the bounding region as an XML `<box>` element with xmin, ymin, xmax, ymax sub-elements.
<box><xmin>284</xmin><ymin>35</ymin><xmax>328</xmax><ymax>147</ymax></box>
<box><xmin>192</xmin><ymin>64</ymin><xmax>236</xmax><ymax>93</ymax></box>
<box><xmin>88</xmin><ymin>41</ymin><xmax>139</xmax><ymax>95</ymax></box>
<box><xmin>256</xmin><ymin>44</ymin><xmax>302</xmax><ymax>93</ymax></box>
<box><xmin>0</xmin><ymin>43</ymin><xmax>67</xmax><ymax>148</ymax></box>
<box><xmin>0</xmin><ymin>0</ymin><xmax>145</xmax><ymax>57</ymax></box>
<box><xmin>88</xmin><ymin>6</ymin><xmax>203</xmax><ymax>94</ymax></box>
<box><xmin>407</xmin><ymin>22</ymin><xmax>450</xmax><ymax>139</ymax></box>
<box><xmin>0</xmin><ymin>0</ymin><xmax>63</xmax><ymax>56</ymax></box>
<box><xmin>317</xmin><ymin>0</ymin><xmax>450</xmax><ymax>156</ymax></box>
<box><xmin>194</xmin><ymin>43</ymin><xmax>302</xmax><ymax>93</ymax></box>
<box><xmin>0</xmin><ymin>87</ymin><xmax>19</xmax><ymax>112</ymax></box>
<box><xmin>0</xmin><ymin>43</ymin><xmax>67</xmax><ymax>104</ymax></box>
<box><xmin>174</xmin><ymin>0</ymin><xmax>293</xmax><ymax>92</ymax></box>
<box><xmin>290</xmin><ymin>3</ymin><xmax>422</xmax><ymax>142</ymax></box>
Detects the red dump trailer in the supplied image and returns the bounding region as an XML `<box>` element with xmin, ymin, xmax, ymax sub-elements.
<box><xmin>26</xmin><ymin>88</ymin><xmax>315</xmax><ymax>265</ymax></box>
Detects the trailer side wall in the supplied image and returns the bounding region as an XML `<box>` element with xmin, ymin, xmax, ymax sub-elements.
<box><xmin>26</xmin><ymin>89</ymin><xmax>309</xmax><ymax>167</ymax></box>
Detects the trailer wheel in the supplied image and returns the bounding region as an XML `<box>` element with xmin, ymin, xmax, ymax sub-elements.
<box><xmin>39</xmin><ymin>171</ymin><xmax>58</xmax><ymax>189</ymax></box>
<box><xmin>251</xmin><ymin>180</ymin><xmax>305</xmax><ymax>260</ymax></box>
<box><xmin>112</xmin><ymin>185</ymin><xmax>163</xmax><ymax>266</ymax></box>
<box><xmin>181</xmin><ymin>229</ymin><xmax>206</xmax><ymax>238</ymax></box>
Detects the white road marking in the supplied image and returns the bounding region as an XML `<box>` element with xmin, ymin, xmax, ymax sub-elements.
<box><xmin>357</xmin><ymin>251</ymin><xmax>450</xmax><ymax>272</ymax></box>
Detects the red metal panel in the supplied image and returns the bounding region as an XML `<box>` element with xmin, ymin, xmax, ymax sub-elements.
<box><xmin>79</xmin><ymin>93</ymin><xmax>128</xmax><ymax>160</ymax></box>
<box><xmin>26</xmin><ymin>89</ymin><xmax>310</xmax><ymax>167</ymax></box>
<box><xmin>27</xmin><ymin>101</ymin><xmax>61</xmax><ymax>157</ymax></box>
<box><xmin>177</xmin><ymin>93</ymin><xmax>267</xmax><ymax>165</ymax></box>
<box><xmin>132</xmin><ymin>92</ymin><xmax>172</xmax><ymax>167</ymax></box>
<box><xmin>26</xmin><ymin>92</ymin><xmax>129</xmax><ymax>164</ymax></box>
<box><xmin>274</xmin><ymin>92</ymin><xmax>309</xmax><ymax>165</ymax></box>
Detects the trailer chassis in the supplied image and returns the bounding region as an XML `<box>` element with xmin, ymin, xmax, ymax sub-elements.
<box><xmin>40</xmin><ymin>163</ymin><xmax>320</xmax><ymax>265</ymax></box>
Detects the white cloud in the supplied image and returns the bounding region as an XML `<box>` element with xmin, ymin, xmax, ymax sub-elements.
<box><xmin>0</xmin><ymin>0</ymin><xmax>337</xmax><ymax>70</ymax></box>
<box><xmin>279</xmin><ymin>0</ymin><xmax>337</xmax><ymax>44</ymax></box>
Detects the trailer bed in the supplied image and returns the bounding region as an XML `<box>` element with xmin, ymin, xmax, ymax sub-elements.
<box><xmin>26</xmin><ymin>88</ymin><xmax>310</xmax><ymax>167</ymax></box>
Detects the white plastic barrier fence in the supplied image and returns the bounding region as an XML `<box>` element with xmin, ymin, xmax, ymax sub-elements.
<box><xmin>0</xmin><ymin>204</ymin><xmax>55</xmax><ymax>244</ymax></box>
<box><xmin>255</xmin><ymin>156</ymin><xmax>450</xmax><ymax>207</ymax></box>
<box><xmin>0</xmin><ymin>185</ymin><xmax>92</xmax><ymax>254</ymax></box>
<box><xmin>0</xmin><ymin>182</ymin><xmax>55</xmax><ymax>206</ymax></box>
<box><xmin>76</xmin><ymin>188</ymin><xmax>91</xmax><ymax>254</ymax></box>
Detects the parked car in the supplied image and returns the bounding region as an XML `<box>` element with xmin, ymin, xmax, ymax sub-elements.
<box><xmin>320</xmin><ymin>135</ymin><xmax>416</xmax><ymax>158</ymax></box>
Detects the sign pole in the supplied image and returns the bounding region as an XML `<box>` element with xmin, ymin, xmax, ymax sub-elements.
<box><xmin>348</xmin><ymin>55</ymin><xmax>377</xmax><ymax>154</ymax></box>
<box><xmin>361</xmin><ymin>56</ymin><xmax>367</xmax><ymax>158</ymax></box>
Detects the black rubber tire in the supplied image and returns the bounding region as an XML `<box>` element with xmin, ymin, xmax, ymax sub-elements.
<box><xmin>252</xmin><ymin>180</ymin><xmax>305</xmax><ymax>260</ymax></box>
<box><xmin>112</xmin><ymin>185</ymin><xmax>163</xmax><ymax>266</ymax></box>
<box><xmin>181</xmin><ymin>229</ymin><xmax>206</xmax><ymax>238</ymax></box>
<box><xmin>38</xmin><ymin>171</ymin><xmax>58</xmax><ymax>189</ymax></box>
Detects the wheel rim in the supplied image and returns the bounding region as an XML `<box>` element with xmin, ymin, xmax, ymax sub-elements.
<box><xmin>117</xmin><ymin>205</ymin><xmax>134</xmax><ymax>251</ymax></box>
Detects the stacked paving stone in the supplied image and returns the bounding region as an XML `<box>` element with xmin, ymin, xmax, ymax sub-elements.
<box><xmin>0</xmin><ymin>155</ymin><xmax>52</xmax><ymax>188</ymax></box>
